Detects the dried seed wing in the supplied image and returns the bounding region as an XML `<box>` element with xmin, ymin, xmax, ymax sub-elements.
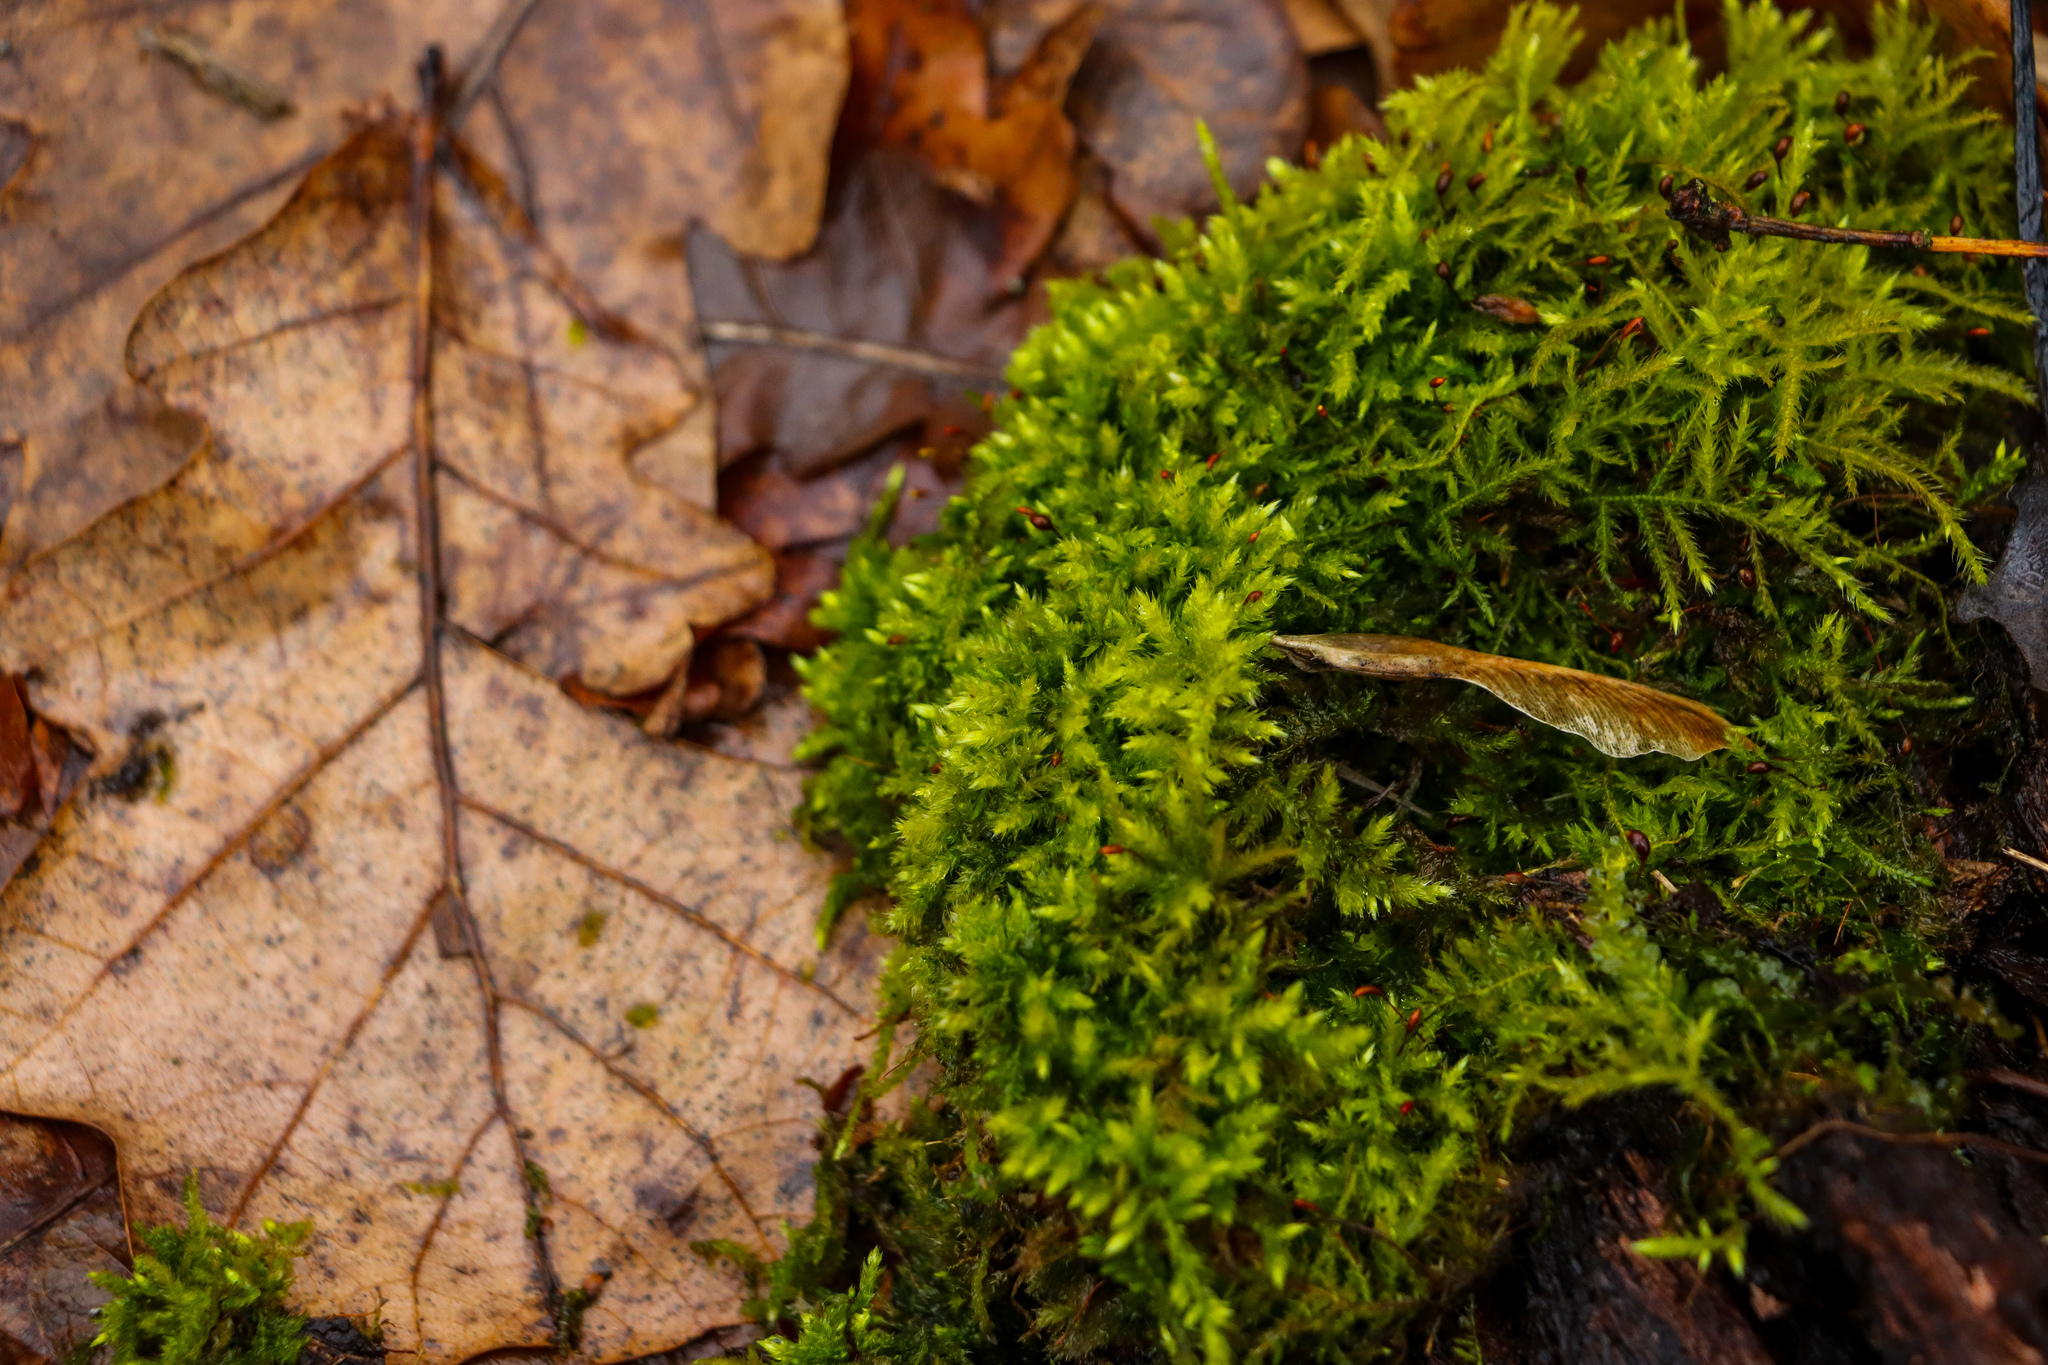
<box><xmin>1270</xmin><ymin>634</ymin><xmax>1732</xmax><ymax>760</ymax></box>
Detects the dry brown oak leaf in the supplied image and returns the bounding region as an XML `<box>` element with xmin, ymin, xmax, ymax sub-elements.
<box><xmin>0</xmin><ymin>115</ymin><xmax>885</xmax><ymax>1362</ymax></box>
<box><xmin>0</xmin><ymin>0</ymin><xmax>845</xmax><ymax>573</ymax></box>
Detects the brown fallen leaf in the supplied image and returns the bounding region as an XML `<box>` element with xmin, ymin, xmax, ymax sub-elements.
<box><xmin>0</xmin><ymin>1114</ymin><xmax>128</xmax><ymax>1363</ymax></box>
<box><xmin>846</xmin><ymin>0</ymin><xmax>1101</xmax><ymax>287</ymax></box>
<box><xmin>1472</xmin><ymin>294</ymin><xmax>1543</xmax><ymax>325</ymax></box>
<box><xmin>693</xmin><ymin>143</ymin><xmax>1032</xmax><ymax>655</ymax></box>
<box><xmin>0</xmin><ymin>108</ymin><xmax>879</xmax><ymax>1364</ymax></box>
<box><xmin>2</xmin><ymin>0</ymin><xmax>844</xmax><ymax>573</ymax></box>
<box><xmin>1270</xmin><ymin>633</ymin><xmax>1733</xmax><ymax>760</ymax></box>
<box><xmin>1050</xmin><ymin>0</ymin><xmax>1309</xmax><ymax>243</ymax></box>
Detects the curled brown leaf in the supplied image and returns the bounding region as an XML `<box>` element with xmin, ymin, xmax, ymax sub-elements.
<box><xmin>1269</xmin><ymin>633</ymin><xmax>1733</xmax><ymax>761</ymax></box>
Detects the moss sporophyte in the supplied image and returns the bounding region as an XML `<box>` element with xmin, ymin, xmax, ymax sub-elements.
<box><xmin>778</xmin><ymin>3</ymin><xmax>2040</xmax><ymax>1360</ymax></box>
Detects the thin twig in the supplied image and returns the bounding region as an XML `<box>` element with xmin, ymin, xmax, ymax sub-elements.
<box><xmin>2006</xmin><ymin>846</ymin><xmax>2048</xmax><ymax>874</ymax></box>
<box><xmin>1334</xmin><ymin>762</ymin><xmax>1434</xmax><ymax>818</ymax></box>
<box><xmin>1973</xmin><ymin>1067</ymin><xmax>2048</xmax><ymax>1102</ymax></box>
<box><xmin>2014</xmin><ymin>0</ymin><xmax>2048</xmax><ymax>428</ymax></box>
<box><xmin>1668</xmin><ymin>178</ymin><xmax>2048</xmax><ymax>256</ymax></box>
<box><xmin>137</xmin><ymin>24</ymin><xmax>295</xmax><ymax>120</ymax></box>
<box><xmin>449</xmin><ymin>0</ymin><xmax>547</xmax><ymax>130</ymax></box>
<box><xmin>1774</xmin><ymin>1117</ymin><xmax>2048</xmax><ymax>1166</ymax></box>
<box><xmin>699</xmin><ymin>319</ymin><xmax>1007</xmax><ymax>381</ymax></box>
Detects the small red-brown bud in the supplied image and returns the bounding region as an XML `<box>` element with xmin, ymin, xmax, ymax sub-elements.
<box><xmin>887</xmin><ymin>634</ymin><xmax>907</xmax><ymax>645</ymax></box>
<box><xmin>1435</xmin><ymin>163</ymin><xmax>1453</xmax><ymax>194</ymax></box>
<box><xmin>1466</xmin><ymin>171</ymin><xmax>1487</xmax><ymax>190</ymax></box>
<box><xmin>1738</xmin><ymin>567</ymin><xmax>1756</xmax><ymax>589</ymax></box>
<box><xmin>1586</xmin><ymin>254</ymin><xmax>1610</xmax><ymax>266</ymax></box>
<box><xmin>1399</xmin><ymin>1100</ymin><xmax>1415</xmax><ymax>1115</ymax></box>
<box><xmin>1834</xmin><ymin>90</ymin><xmax>1851</xmax><ymax>115</ymax></box>
<box><xmin>1744</xmin><ymin>169</ymin><xmax>1769</xmax><ymax>190</ymax></box>
<box><xmin>1100</xmin><ymin>844</ymin><xmax>1125</xmax><ymax>856</ymax></box>
<box><xmin>1746</xmin><ymin>760</ymin><xmax>1771</xmax><ymax>775</ymax></box>
<box><xmin>1206</xmin><ymin>452</ymin><xmax>1221</xmax><ymax>468</ymax></box>
<box><xmin>1159</xmin><ymin>468</ymin><xmax>1174</xmax><ymax>480</ymax></box>
<box><xmin>1624</xmin><ymin>829</ymin><xmax>1652</xmax><ymax>862</ymax></box>
<box><xmin>1245</xmin><ymin>590</ymin><xmax>1264</xmax><ymax>604</ymax></box>
<box><xmin>1404</xmin><ymin>1008</ymin><xmax>1423</xmax><ymax>1033</ymax></box>
<box><xmin>1950</xmin><ymin>214</ymin><xmax>1964</xmax><ymax>235</ymax></box>
<box><xmin>1772</xmin><ymin>135</ymin><xmax>1792</xmax><ymax>162</ymax></box>
<box><xmin>1658</xmin><ymin>173</ymin><xmax>1674</xmax><ymax>199</ymax></box>
<box><xmin>1844</xmin><ymin>122</ymin><xmax>1866</xmax><ymax>145</ymax></box>
<box><xmin>1430</xmin><ymin>376</ymin><xmax>1447</xmax><ymax>388</ymax></box>
<box><xmin>1435</xmin><ymin>261</ymin><xmax>1451</xmax><ymax>280</ymax></box>
<box><xmin>1353</xmin><ymin>984</ymin><xmax>1385</xmax><ymax>999</ymax></box>
<box><xmin>1248</xmin><ymin>532</ymin><xmax>1259</xmax><ymax>543</ymax></box>
<box><xmin>1788</xmin><ymin>190</ymin><xmax>1812</xmax><ymax>215</ymax></box>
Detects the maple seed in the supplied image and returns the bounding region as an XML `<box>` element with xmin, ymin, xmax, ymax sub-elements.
<box><xmin>1743</xmin><ymin>169</ymin><xmax>1768</xmax><ymax>190</ymax></box>
<box><xmin>1430</xmin><ymin>376</ymin><xmax>1447</xmax><ymax>388</ymax></box>
<box><xmin>1100</xmin><ymin>844</ymin><xmax>1125</xmax><ymax>856</ymax></box>
<box><xmin>1788</xmin><ymin>190</ymin><xmax>1812</xmax><ymax>215</ymax></box>
<box><xmin>1658</xmin><ymin>173</ymin><xmax>1674</xmax><ymax>199</ymax></box>
<box><xmin>1625</xmin><ymin>829</ymin><xmax>1652</xmax><ymax>862</ymax></box>
<box><xmin>1772</xmin><ymin>135</ymin><xmax>1792</xmax><ymax>161</ymax></box>
<box><xmin>1967</xmin><ymin>326</ymin><xmax>1991</xmax><ymax>338</ymax></box>
<box><xmin>1844</xmin><ymin>122</ymin><xmax>1865</xmax><ymax>145</ymax></box>
<box><xmin>1747</xmin><ymin>760</ymin><xmax>1771</xmax><ymax>775</ymax></box>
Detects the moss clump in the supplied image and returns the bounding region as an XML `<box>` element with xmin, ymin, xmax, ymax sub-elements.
<box><xmin>773</xmin><ymin>4</ymin><xmax>2033</xmax><ymax>1361</ymax></box>
<box><xmin>89</xmin><ymin>1175</ymin><xmax>310</xmax><ymax>1365</ymax></box>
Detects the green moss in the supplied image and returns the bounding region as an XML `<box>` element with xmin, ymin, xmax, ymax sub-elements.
<box><xmin>89</xmin><ymin>1175</ymin><xmax>310</xmax><ymax>1365</ymax></box>
<box><xmin>762</xmin><ymin>3</ymin><xmax>2034</xmax><ymax>1361</ymax></box>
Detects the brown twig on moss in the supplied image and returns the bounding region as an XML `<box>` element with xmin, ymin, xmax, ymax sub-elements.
<box><xmin>1667</xmin><ymin>177</ymin><xmax>2048</xmax><ymax>257</ymax></box>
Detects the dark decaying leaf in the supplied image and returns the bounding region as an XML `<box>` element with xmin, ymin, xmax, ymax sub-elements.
<box><xmin>1958</xmin><ymin>463</ymin><xmax>2048</xmax><ymax>685</ymax></box>
<box><xmin>984</xmin><ymin>0</ymin><xmax>1309</xmax><ymax>241</ymax></box>
<box><xmin>0</xmin><ymin>1114</ymin><xmax>127</xmax><ymax>1364</ymax></box>
<box><xmin>1472</xmin><ymin>294</ymin><xmax>1543</xmax><ymax>325</ymax></box>
<box><xmin>692</xmin><ymin>146</ymin><xmax>1034</xmax><ymax>651</ymax></box>
<box><xmin>1270</xmin><ymin>633</ymin><xmax>1734</xmax><ymax>760</ymax></box>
